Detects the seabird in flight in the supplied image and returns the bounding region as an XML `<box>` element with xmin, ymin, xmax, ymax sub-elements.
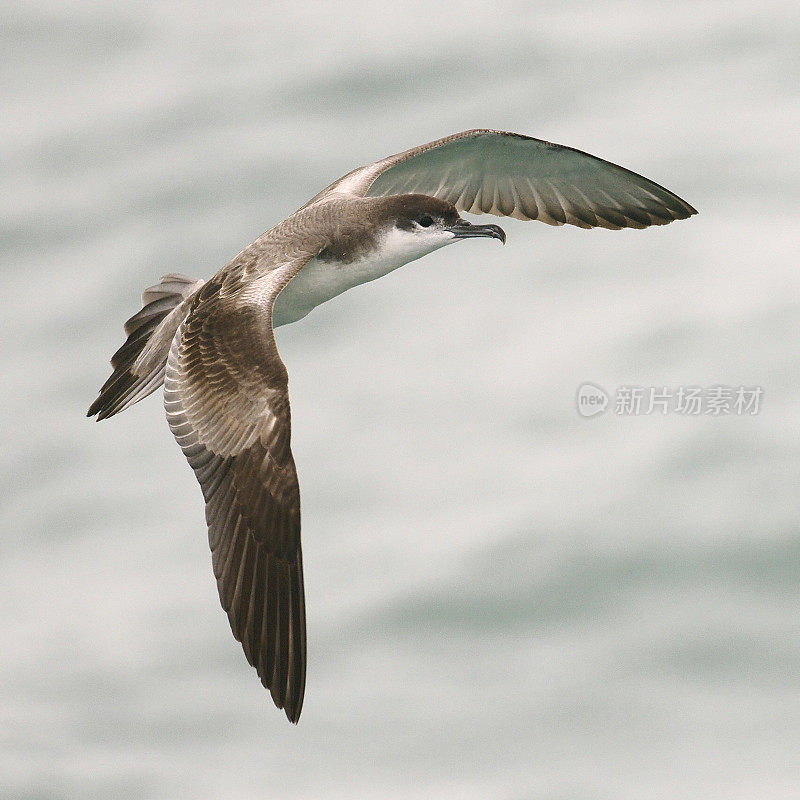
<box><xmin>88</xmin><ymin>129</ymin><xmax>697</xmax><ymax>722</ymax></box>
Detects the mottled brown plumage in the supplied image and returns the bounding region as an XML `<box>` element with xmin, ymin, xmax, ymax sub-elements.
<box><xmin>163</xmin><ymin>263</ymin><xmax>310</xmax><ymax>721</ymax></box>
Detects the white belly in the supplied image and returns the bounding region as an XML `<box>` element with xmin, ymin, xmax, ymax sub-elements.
<box><xmin>272</xmin><ymin>229</ymin><xmax>448</xmax><ymax>327</ymax></box>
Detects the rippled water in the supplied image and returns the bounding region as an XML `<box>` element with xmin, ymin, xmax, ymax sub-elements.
<box><xmin>3</xmin><ymin>1</ymin><xmax>799</xmax><ymax>797</ymax></box>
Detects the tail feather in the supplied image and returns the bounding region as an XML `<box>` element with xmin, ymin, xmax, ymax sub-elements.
<box><xmin>88</xmin><ymin>273</ymin><xmax>203</xmax><ymax>420</ymax></box>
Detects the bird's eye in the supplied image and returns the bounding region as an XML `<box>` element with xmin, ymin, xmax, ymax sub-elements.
<box><xmin>417</xmin><ymin>215</ymin><xmax>434</xmax><ymax>228</ymax></box>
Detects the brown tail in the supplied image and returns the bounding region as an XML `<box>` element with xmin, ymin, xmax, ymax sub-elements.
<box><xmin>88</xmin><ymin>273</ymin><xmax>204</xmax><ymax>420</ymax></box>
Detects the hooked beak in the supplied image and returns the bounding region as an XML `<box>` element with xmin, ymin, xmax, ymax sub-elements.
<box><xmin>447</xmin><ymin>218</ymin><xmax>506</xmax><ymax>244</ymax></box>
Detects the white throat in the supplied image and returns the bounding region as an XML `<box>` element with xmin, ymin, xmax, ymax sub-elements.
<box><xmin>273</xmin><ymin>226</ymin><xmax>454</xmax><ymax>327</ymax></box>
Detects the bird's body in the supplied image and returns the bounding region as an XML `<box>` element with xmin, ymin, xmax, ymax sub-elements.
<box><xmin>89</xmin><ymin>129</ymin><xmax>696</xmax><ymax>722</ymax></box>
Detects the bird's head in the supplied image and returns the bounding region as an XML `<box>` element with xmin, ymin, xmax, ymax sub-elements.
<box><xmin>382</xmin><ymin>194</ymin><xmax>505</xmax><ymax>261</ymax></box>
<box><xmin>315</xmin><ymin>193</ymin><xmax>505</xmax><ymax>272</ymax></box>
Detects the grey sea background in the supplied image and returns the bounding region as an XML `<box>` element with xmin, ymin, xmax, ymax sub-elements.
<box><xmin>3</xmin><ymin>1</ymin><xmax>799</xmax><ymax>798</ymax></box>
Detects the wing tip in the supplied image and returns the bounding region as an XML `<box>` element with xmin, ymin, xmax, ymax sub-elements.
<box><xmin>285</xmin><ymin>695</ymin><xmax>303</xmax><ymax>724</ymax></box>
<box><xmin>220</xmin><ymin>534</ymin><xmax>306</xmax><ymax>724</ymax></box>
<box><xmin>261</xmin><ymin>671</ymin><xmax>304</xmax><ymax>723</ymax></box>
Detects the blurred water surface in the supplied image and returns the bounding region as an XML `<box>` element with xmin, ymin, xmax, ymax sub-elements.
<box><xmin>2</xmin><ymin>1</ymin><xmax>799</xmax><ymax>798</ymax></box>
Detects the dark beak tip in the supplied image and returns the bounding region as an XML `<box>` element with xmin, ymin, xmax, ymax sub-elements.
<box><xmin>450</xmin><ymin>220</ymin><xmax>507</xmax><ymax>244</ymax></box>
<box><xmin>487</xmin><ymin>223</ymin><xmax>506</xmax><ymax>244</ymax></box>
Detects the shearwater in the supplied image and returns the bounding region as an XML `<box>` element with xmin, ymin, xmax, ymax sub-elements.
<box><xmin>88</xmin><ymin>129</ymin><xmax>697</xmax><ymax>722</ymax></box>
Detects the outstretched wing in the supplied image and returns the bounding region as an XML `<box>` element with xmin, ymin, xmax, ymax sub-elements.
<box><xmin>309</xmin><ymin>129</ymin><xmax>696</xmax><ymax>229</ymax></box>
<box><xmin>164</xmin><ymin>257</ymin><xmax>311</xmax><ymax>722</ymax></box>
